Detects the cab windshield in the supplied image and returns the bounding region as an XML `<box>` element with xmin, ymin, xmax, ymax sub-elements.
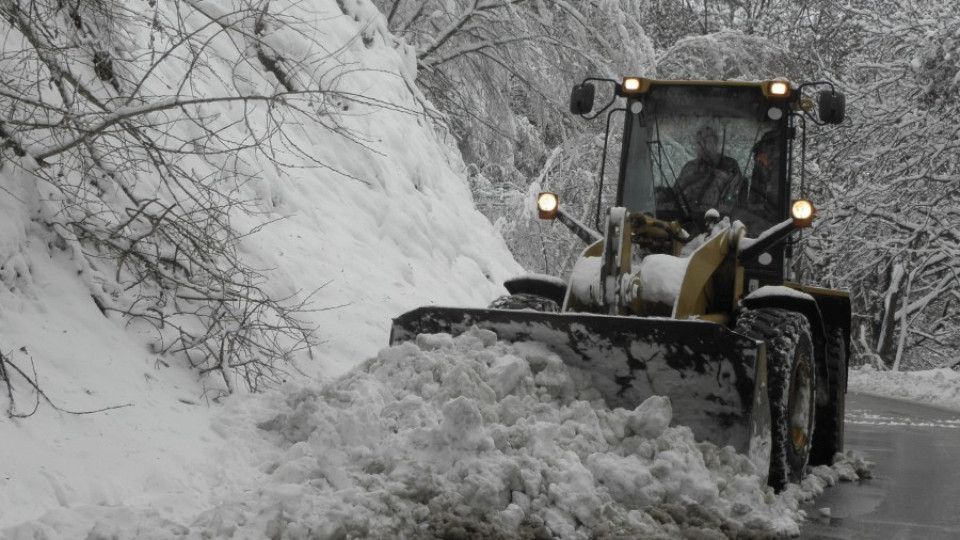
<box><xmin>619</xmin><ymin>85</ymin><xmax>785</xmax><ymax>233</ymax></box>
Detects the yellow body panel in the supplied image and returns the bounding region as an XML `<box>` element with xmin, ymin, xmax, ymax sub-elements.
<box><xmin>673</xmin><ymin>232</ymin><xmax>731</xmax><ymax>320</ymax></box>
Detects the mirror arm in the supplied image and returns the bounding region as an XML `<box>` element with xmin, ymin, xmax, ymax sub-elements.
<box><xmin>594</xmin><ymin>107</ymin><xmax>625</xmax><ymax>229</ymax></box>
<box><xmin>557</xmin><ymin>207</ymin><xmax>603</xmax><ymax>244</ymax></box>
<box><xmin>797</xmin><ymin>80</ymin><xmax>838</xmax><ymax>95</ymax></box>
<box><xmin>738</xmin><ymin>219</ymin><xmax>797</xmax><ymax>262</ymax></box>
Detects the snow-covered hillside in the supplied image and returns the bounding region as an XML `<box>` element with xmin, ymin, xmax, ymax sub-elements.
<box><xmin>0</xmin><ymin>0</ymin><xmax>518</xmax><ymax>532</ymax></box>
<box><xmin>0</xmin><ymin>0</ymin><xmax>873</xmax><ymax>538</ymax></box>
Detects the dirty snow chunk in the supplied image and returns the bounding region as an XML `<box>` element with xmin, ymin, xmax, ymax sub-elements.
<box><xmin>456</xmin><ymin>326</ymin><xmax>499</xmax><ymax>348</ymax></box>
<box><xmin>587</xmin><ymin>453</ymin><xmax>664</xmax><ymax>508</ymax></box>
<box><xmin>440</xmin><ymin>396</ymin><xmax>494</xmax><ymax>451</ymax></box>
<box><xmin>805</xmin><ymin>465</ymin><xmax>839</xmax><ymax>491</ymax></box>
<box><xmin>416</xmin><ymin>332</ymin><xmax>456</xmax><ymax>351</ymax></box>
<box><xmin>487</xmin><ymin>354</ymin><xmax>534</xmax><ymax>399</ymax></box>
<box><xmin>631</xmin><ymin>395</ymin><xmax>673</xmax><ymax>438</ymax></box>
<box><xmin>832</xmin><ymin>450</ymin><xmax>875</xmax><ymax>480</ymax></box>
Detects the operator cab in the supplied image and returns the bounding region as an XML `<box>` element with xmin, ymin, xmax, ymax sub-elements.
<box><xmin>566</xmin><ymin>77</ymin><xmax>844</xmax><ymax>290</ymax></box>
<box><xmin>611</xmin><ymin>79</ymin><xmax>797</xmax><ymax>288</ymax></box>
<box><xmin>617</xmin><ymin>81</ymin><xmax>791</xmax><ymax>236</ymax></box>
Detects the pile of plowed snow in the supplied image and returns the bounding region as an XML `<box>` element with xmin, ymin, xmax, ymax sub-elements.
<box><xmin>5</xmin><ymin>329</ymin><xmax>871</xmax><ymax>540</ymax></box>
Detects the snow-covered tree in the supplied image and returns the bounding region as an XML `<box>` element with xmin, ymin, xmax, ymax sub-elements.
<box><xmin>372</xmin><ymin>0</ymin><xmax>659</xmax><ymax>275</ymax></box>
<box><xmin>0</xmin><ymin>0</ymin><xmax>399</xmax><ymax>391</ymax></box>
<box><xmin>799</xmin><ymin>0</ymin><xmax>960</xmax><ymax>369</ymax></box>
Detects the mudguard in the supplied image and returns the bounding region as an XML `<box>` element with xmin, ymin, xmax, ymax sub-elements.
<box><xmin>391</xmin><ymin>306</ymin><xmax>771</xmax><ymax>473</ymax></box>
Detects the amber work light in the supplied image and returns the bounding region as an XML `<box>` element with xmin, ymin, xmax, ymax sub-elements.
<box><xmin>537</xmin><ymin>192</ymin><xmax>559</xmax><ymax>220</ymax></box>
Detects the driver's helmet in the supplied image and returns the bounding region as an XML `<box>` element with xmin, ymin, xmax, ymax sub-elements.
<box><xmin>695</xmin><ymin>125</ymin><xmax>719</xmax><ymax>146</ymax></box>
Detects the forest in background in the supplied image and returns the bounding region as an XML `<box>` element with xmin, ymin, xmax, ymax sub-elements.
<box><xmin>374</xmin><ymin>0</ymin><xmax>960</xmax><ymax>370</ymax></box>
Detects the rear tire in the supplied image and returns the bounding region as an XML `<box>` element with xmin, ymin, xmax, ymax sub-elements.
<box><xmin>736</xmin><ymin>308</ymin><xmax>817</xmax><ymax>492</ymax></box>
<box><xmin>488</xmin><ymin>293</ymin><xmax>560</xmax><ymax>312</ymax></box>
<box><xmin>810</xmin><ymin>326</ymin><xmax>847</xmax><ymax>465</ymax></box>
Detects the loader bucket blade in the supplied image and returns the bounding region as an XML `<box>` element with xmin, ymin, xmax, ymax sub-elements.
<box><xmin>391</xmin><ymin>307</ymin><xmax>770</xmax><ymax>467</ymax></box>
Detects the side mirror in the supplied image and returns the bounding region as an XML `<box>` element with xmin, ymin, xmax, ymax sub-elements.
<box><xmin>818</xmin><ymin>90</ymin><xmax>846</xmax><ymax>124</ymax></box>
<box><xmin>569</xmin><ymin>83</ymin><xmax>595</xmax><ymax>115</ymax></box>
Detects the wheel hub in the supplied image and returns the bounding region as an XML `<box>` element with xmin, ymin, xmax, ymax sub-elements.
<box><xmin>789</xmin><ymin>355</ymin><xmax>813</xmax><ymax>454</ymax></box>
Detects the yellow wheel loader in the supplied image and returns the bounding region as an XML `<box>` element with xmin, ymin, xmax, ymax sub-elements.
<box><xmin>391</xmin><ymin>78</ymin><xmax>850</xmax><ymax>491</ymax></box>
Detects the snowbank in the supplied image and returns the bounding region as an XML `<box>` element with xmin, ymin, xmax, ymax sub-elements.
<box><xmin>850</xmin><ymin>366</ymin><xmax>960</xmax><ymax>411</ymax></box>
<box><xmin>2</xmin><ymin>329</ymin><xmax>871</xmax><ymax>539</ymax></box>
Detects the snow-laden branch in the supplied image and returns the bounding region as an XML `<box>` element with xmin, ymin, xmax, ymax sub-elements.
<box><xmin>543</xmin><ymin>0</ymin><xmax>615</xmax><ymax>53</ymax></box>
<box><xmin>25</xmin><ymin>85</ymin><xmax>424</xmax><ymax>164</ymax></box>
<box><xmin>848</xmin><ymin>203</ymin><xmax>960</xmax><ymax>247</ymax></box>
<box><xmin>29</xmin><ymin>95</ymin><xmax>228</xmax><ymax>162</ymax></box>
<box><xmin>417</xmin><ymin>0</ymin><xmax>483</xmax><ymax>61</ymax></box>
<box><xmin>419</xmin><ymin>34</ymin><xmax>549</xmax><ymax>68</ymax></box>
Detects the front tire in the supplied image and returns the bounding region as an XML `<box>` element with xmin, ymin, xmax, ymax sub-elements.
<box><xmin>488</xmin><ymin>293</ymin><xmax>560</xmax><ymax>312</ymax></box>
<box><xmin>736</xmin><ymin>308</ymin><xmax>817</xmax><ymax>492</ymax></box>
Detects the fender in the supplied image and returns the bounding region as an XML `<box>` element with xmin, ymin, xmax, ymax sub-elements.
<box><xmin>740</xmin><ymin>285</ymin><xmax>830</xmax><ymax>402</ymax></box>
<box><xmin>741</xmin><ymin>285</ymin><xmax>827</xmax><ymax>340</ymax></box>
<box><xmin>784</xmin><ymin>282</ymin><xmax>852</xmax><ymax>395</ymax></box>
<box><xmin>741</xmin><ymin>284</ymin><xmax>852</xmax><ymax>404</ymax></box>
<box><xmin>503</xmin><ymin>274</ymin><xmax>568</xmax><ymax>306</ymax></box>
<box><xmin>784</xmin><ymin>281</ymin><xmax>852</xmax><ymax>359</ymax></box>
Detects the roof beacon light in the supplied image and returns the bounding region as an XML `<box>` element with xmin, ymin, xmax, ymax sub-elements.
<box><xmin>622</xmin><ymin>77</ymin><xmax>642</xmax><ymax>92</ymax></box>
<box><xmin>538</xmin><ymin>192</ymin><xmax>559</xmax><ymax>220</ymax></box>
<box><xmin>791</xmin><ymin>199</ymin><xmax>816</xmax><ymax>228</ymax></box>
<box><xmin>769</xmin><ymin>81</ymin><xmax>790</xmax><ymax>96</ymax></box>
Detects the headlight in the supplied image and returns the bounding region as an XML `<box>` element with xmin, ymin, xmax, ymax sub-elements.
<box><xmin>791</xmin><ymin>199</ymin><xmax>815</xmax><ymax>228</ymax></box>
<box><xmin>537</xmin><ymin>192</ymin><xmax>559</xmax><ymax>220</ymax></box>
<box><xmin>622</xmin><ymin>77</ymin><xmax>642</xmax><ymax>92</ymax></box>
<box><xmin>766</xmin><ymin>81</ymin><xmax>791</xmax><ymax>98</ymax></box>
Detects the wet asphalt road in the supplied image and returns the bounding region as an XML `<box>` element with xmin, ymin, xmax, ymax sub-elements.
<box><xmin>799</xmin><ymin>392</ymin><xmax>960</xmax><ymax>539</ymax></box>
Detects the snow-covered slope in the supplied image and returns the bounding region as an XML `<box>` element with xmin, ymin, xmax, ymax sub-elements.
<box><xmin>0</xmin><ymin>0</ymin><xmax>518</xmax><ymax>531</ymax></box>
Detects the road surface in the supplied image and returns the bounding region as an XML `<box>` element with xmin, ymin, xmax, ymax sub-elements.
<box><xmin>800</xmin><ymin>392</ymin><xmax>960</xmax><ymax>539</ymax></box>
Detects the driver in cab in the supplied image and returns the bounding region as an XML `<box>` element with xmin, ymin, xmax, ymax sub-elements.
<box><xmin>676</xmin><ymin>125</ymin><xmax>742</xmax><ymax>228</ymax></box>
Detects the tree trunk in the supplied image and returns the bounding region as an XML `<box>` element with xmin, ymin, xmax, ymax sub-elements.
<box><xmin>875</xmin><ymin>262</ymin><xmax>905</xmax><ymax>367</ymax></box>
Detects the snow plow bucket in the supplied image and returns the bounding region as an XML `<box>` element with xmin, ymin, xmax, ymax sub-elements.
<box><xmin>391</xmin><ymin>307</ymin><xmax>771</xmax><ymax>463</ymax></box>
